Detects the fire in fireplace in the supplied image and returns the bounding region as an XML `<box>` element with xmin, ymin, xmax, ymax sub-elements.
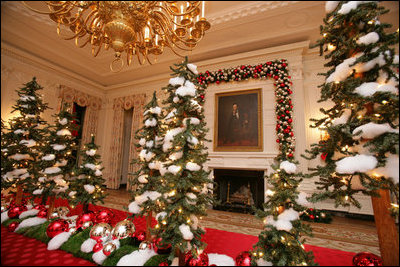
<box><xmin>213</xmin><ymin>169</ymin><xmax>265</xmax><ymax>214</ymax></box>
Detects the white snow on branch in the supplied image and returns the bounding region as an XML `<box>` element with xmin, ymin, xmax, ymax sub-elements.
<box><xmin>139</xmin><ymin>149</ymin><xmax>155</xmax><ymax>162</ymax></box>
<box><xmin>368</xmin><ymin>154</ymin><xmax>399</xmax><ymax>184</ymax></box>
<box><xmin>278</xmin><ymin>208</ymin><xmax>299</xmax><ymax>221</ymax></box>
<box><xmin>145</xmin><ymin>118</ymin><xmax>157</xmax><ymax>127</ymax></box>
<box><xmin>33</xmin><ymin>189</ymin><xmax>43</xmax><ymax>195</ymax></box>
<box><xmin>326</xmin><ymin>55</ymin><xmax>360</xmax><ymax>83</ymax></box>
<box><xmin>208</xmin><ymin>253</ymin><xmax>235</xmax><ymax>266</ymax></box>
<box><xmin>165</xmin><ymin>109</ymin><xmax>177</xmax><ymax>122</ymax></box>
<box><xmin>265</xmin><ymin>215</ymin><xmax>293</xmax><ymax>232</ymax></box>
<box><xmin>176</xmin><ymin>81</ymin><xmax>196</xmax><ymax>97</ymax></box>
<box><xmin>168</xmin><ymin>165</ymin><xmax>182</xmax><ymax>175</ymax></box>
<box><xmin>354</xmin><ymin>82</ymin><xmax>398</xmax><ymax>97</ymax></box>
<box><xmin>146</xmin><ymin>140</ymin><xmax>154</xmax><ymax>148</ymax></box>
<box><xmin>69</xmin><ymin>191</ymin><xmax>77</xmax><ymax>197</ymax></box>
<box><xmin>296</xmin><ymin>192</ymin><xmax>311</xmax><ymax>207</ymax></box>
<box><xmin>173</xmin><ymin>97</ymin><xmax>180</xmax><ymax>103</ymax></box>
<box><xmin>84</xmin><ymin>184</ymin><xmax>95</xmax><ymax>194</ymax></box>
<box><xmin>190</xmin><ymin>100</ymin><xmax>202</xmax><ymax>112</ymax></box>
<box><xmin>95</xmin><ymin>169</ymin><xmax>102</xmax><ymax>176</ymax></box>
<box><xmin>48</xmin><ymin>231</ymin><xmax>71</xmax><ymax>250</ymax></box>
<box><xmin>186</xmin><ymin>193</ymin><xmax>197</xmax><ymax>200</ymax></box>
<box><xmin>128</xmin><ymin>201</ymin><xmax>141</xmax><ymax>214</ymax></box>
<box><xmin>57</xmin><ymin>129</ymin><xmax>71</xmax><ymax>136</ymax></box>
<box><xmin>187</xmin><ymin>63</ymin><xmax>198</xmax><ymax>75</ymax></box>
<box><xmin>20</xmin><ymin>139</ymin><xmax>36</xmax><ymax>147</ymax></box>
<box><xmin>156</xmin><ymin>212</ymin><xmax>167</xmax><ymax>221</ymax></box>
<box><xmin>84</xmin><ymin>163</ymin><xmax>96</xmax><ymax>170</ymax></box>
<box><xmin>163</xmin><ymin>127</ymin><xmax>184</xmax><ymax>152</ymax></box>
<box><xmin>279</xmin><ymin>161</ymin><xmax>297</xmax><ymax>174</ymax></box>
<box><xmin>86</xmin><ymin>149</ymin><xmax>97</xmax><ymax>156</ymax></box>
<box><xmin>15</xmin><ymin>217</ymin><xmax>47</xmax><ymax>231</ymax></box>
<box><xmin>116</xmin><ymin>247</ymin><xmax>157</xmax><ymax>266</ymax></box>
<box><xmin>20</xmin><ymin>95</ymin><xmax>36</xmax><ymax>101</ymax></box>
<box><xmin>135</xmin><ymin>191</ymin><xmax>162</xmax><ymax>205</ymax></box>
<box><xmin>325</xmin><ymin>1</ymin><xmax>339</xmax><ymax>13</ymax></box>
<box><xmin>179</xmin><ymin>224</ymin><xmax>194</xmax><ymax>240</ymax></box>
<box><xmin>19</xmin><ymin>208</ymin><xmax>39</xmax><ymax>219</ymax></box>
<box><xmin>183</xmin><ymin>117</ymin><xmax>200</xmax><ymax>125</ymax></box>
<box><xmin>169</xmin><ymin>76</ymin><xmax>185</xmax><ymax>86</ymax></box>
<box><xmin>353</xmin><ymin>122</ymin><xmax>398</xmax><ymax>139</ymax></box>
<box><xmin>1</xmin><ymin>211</ymin><xmax>9</xmax><ymax>223</ymax></box>
<box><xmin>187</xmin><ymin>136</ymin><xmax>199</xmax><ymax>146</ymax></box>
<box><xmin>354</xmin><ymin>52</ymin><xmax>386</xmax><ymax>73</ymax></box>
<box><xmin>169</xmin><ymin>151</ymin><xmax>183</xmax><ymax>161</ymax></box>
<box><xmin>14</xmin><ymin>129</ymin><xmax>27</xmax><ymax>135</ymax></box>
<box><xmin>55</xmin><ymin>159</ymin><xmax>68</xmax><ymax>167</ymax></box>
<box><xmin>186</xmin><ymin>162</ymin><xmax>201</xmax><ymax>171</ymax></box>
<box><xmin>51</xmin><ymin>144</ymin><xmax>66</xmax><ymax>151</ymax></box>
<box><xmin>332</xmin><ymin>109</ymin><xmax>351</xmax><ymax>125</ymax></box>
<box><xmin>81</xmin><ymin>238</ymin><xmax>97</xmax><ymax>253</ymax></box>
<box><xmin>357</xmin><ymin>32</ymin><xmax>379</xmax><ymax>45</ymax></box>
<box><xmin>139</xmin><ymin>138</ymin><xmax>146</xmax><ymax>147</ymax></box>
<box><xmin>338</xmin><ymin>1</ymin><xmax>377</xmax><ymax>15</ymax></box>
<box><xmin>44</xmin><ymin>166</ymin><xmax>61</xmax><ymax>174</ymax></box>
<box><xmin>336</xmin><ymin>154</ymin><xmax>378</xmax><ymax>174</ymax></box>
<box><xmin>256</xmin><ymin>258</ymin><xmax>273</xmax><ymax>266</ymax></box>
<box><xmin>42</xmin><ymin>154</ymin><xmax>55</xmax><ymax>161</ymax></box>
<box><xmin>59</xmin><ymin>118</ymin><xmax>68</xmax><ymax>125</ymax></box>
<box><xmin>10</xmin><ymin>154</ymin><xmax>30</xmax><ymax>161</ymax></box>
<box><xmin>138</xmin><ymin>175</ymin><xmax>148</xmax><ymax>184</ymax></box>
<box><xmin>144</xmin><ymin>106</ymin><xmax>162</xmax><ymax>115</ymax></box>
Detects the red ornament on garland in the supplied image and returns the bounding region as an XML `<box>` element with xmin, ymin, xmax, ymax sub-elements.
<box><xmin>95</xmin><ymin>209</ymin><xmax>114</xmax><ymax>224</ymax></box>
<box><xmin>352</xmin><ymin>252</ymin><xmax>382</xmax><ymax>266</ymax></box>
<box><xmin>159</xmin><ymin>262</ymin><xmax>169</xmax><ymax>266</ymax></box>
<box><xmin>7</xmin><ymin>221</ymin><xmax>20</xmax><ymax>232</ymax></box>
<box><xmin>93</xmin><ymin>242</ymin><xmax>104</xmax><ymax>253</ymax></box>
<box><xmin>76</xmin><ymin>211</ymin><xmax>95</xmax><ymax>229</ymax></box>
<box><xmin>33</xmin><ymin>204</ymin><xmax>46</xmax><ymax>211</ymax></box>
<box><xmin>152</xmin><ymin>237</ymin><xmax>172</xmax><ymax>254</ymax></box>
<box><xmin>276</xmin><ymin>139</ymin><xmax>280</xmax><ymax>143</ymax></box>
<box><xmin>134</xmin><ymin>230</ymin><xmax>146</xmax><ymax>242</ymax></box>
<box><xmin>37</xmin><ymin>209</ymin><xmax>48</xmax><ymax>218</ymax></box>
<box><xmin>309</xmin><ymin>215</ymin><xmax>315</xmax><ymax>220</ymax></box>
<box><xmin>46</xmin><ymin>219</ymin><xmax>69</xmax><ymax>238</ymax></box>
<box><xmin>288</xmin><ymin>153</ymin><xmax>293</xmax><ymax>158</ymax></box>
<box><xmin>185</xmin><ymin>252</ymin><xmax>209</xmax><ymax>266</ymax></box>
<box><xmin>7</xmin><ymin>205</ymin><xmax>27</xmax><ymax>219</ymax></box>
<box><xmin>200</xmin><ymin>95</ymin><xmax>205</xmax><ymax>100</ymax></box>
<box><xmin>235</xmin><ymin>251</ymin><xmax>252</xmax><ymax>266</ymax></box>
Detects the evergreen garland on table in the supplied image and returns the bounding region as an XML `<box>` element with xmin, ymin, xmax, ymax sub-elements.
<box><xmin>32</xmin><ymin>103</ymin><xmax>78</xmax><ymax>204</ymax></box>
<box><xmin>67</xmin><ymin>135</ymin><xmax>107</xmax><ymax>212</ymax></box>
<box><xmin>128</xmin><ymin>91</ymin><xmax>167</xmax><ymax>223</ymax></box>
<box><xmin>302</xmin><ymin>1</ymin><xmax>399</xmax><ymax>216</ymax></box>
<box><xmin>154</xmin><ymin>57</ymin><xmax>214</xmax><ymax>262</ymax></box>
<box><xmin>300</xmin><ymin>208</ymin><xmax>332</xmax><ymax>224</ymax></box>
<box><xmin>1</xmin><ymin>77</ymin><xmax>50</xmax><ymax>198</ymax></box>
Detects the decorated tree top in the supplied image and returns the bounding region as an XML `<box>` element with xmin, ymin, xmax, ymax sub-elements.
<box><xmin>67</xmin><ymin>135</ymin><xmax>106</xmax><ymax>212</ymax></box>
<box><xmin>129</xmin><ymin>91</ymin><xmax>166</xmax><ymax>218</ymax></box>
<box><xmin>303</xmin><ymin>1</ymin><xmax>399</xmax><ymax>209</ymax></box>
<box><xmin>154</xmin><ymin>57</ymin><xmax>213</xmax><ymax>262</ymax></box>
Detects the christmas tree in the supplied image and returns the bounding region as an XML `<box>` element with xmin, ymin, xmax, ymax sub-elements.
<box><xmin>1</xmin><ymin>119</ymin><xmax>14</xmax><ymax>192</ymax></box>
<box><xmin>154</xmin><ymin>57</ymin><xmax>213</xmax><ymax>263</ymax></box>
<box><xmin>303</xmin><ymin>1</ymin><xmax>399</xmax><ymax>212</ymax></box>
<box><xmin>32</xmin><ymin>103</ymin><xmax>78</xmax><ymax>205</ymax></box>
<box><xmin>1</xmin><ymin>77</ymin><xmax>50</xmax><ymax>205</ymax></box>
<box><xmin>128</xmin><ymin>91</ymin><xmax>166</xmax><ymax>236</ymax></box>
<box><xmin>67</xmin><ymin>135</ymin><xmax>106</xmax><ymax>212</ymax></box>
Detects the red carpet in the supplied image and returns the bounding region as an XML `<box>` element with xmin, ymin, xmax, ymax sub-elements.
<box><xmin>1</xmin><ymin>198</ymin><xmax>356</xmax><ymax>266</ymax></box>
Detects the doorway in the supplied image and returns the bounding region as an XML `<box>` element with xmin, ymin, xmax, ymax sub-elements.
<box><xmin>120</xmin><ymin>108</ymin><xmax>133</xmax><ymax>188</ymax></box>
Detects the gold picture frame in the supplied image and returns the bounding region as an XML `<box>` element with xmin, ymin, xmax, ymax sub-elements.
<box><xmin>214</xmin><ymin>88</ymin><xmax>263</xmax><ymax>152</ymax></box>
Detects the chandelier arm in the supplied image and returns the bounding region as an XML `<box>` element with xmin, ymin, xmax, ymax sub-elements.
<box><xmin>59</xmin><ymin>26</ymin><xmax>87</xmax><ymax>41</ymax></box>
<box><xmin>77</xmin><ymin>36</ymin><xmax>91</xmax><ymax>48</ymax></box>
<box><xmin>82</xmin><ymin>9</ymin><xmax>99</xmax><ymax>34</ymax></box>
<box><xmin>48</xmin><ymin>2</ymin><xmax>78</xmax><ymax>16</ymax></box>
<box><xmin>135</xmin><ymin>46</ymin><xmax>145</xmax><ymax>65</ymax></box>
<box><xmin>92</xmin><ymin>37</ymin><xmax>104</xmax><ymax>57</ymax></box>
<box><xmin>163</xmin><ymin>1</ymin><xmax>201</xmax><ymax>16</ymax></box>
<box><xmin>21</xmin><ymin>1</ymin><xmax>71</xmax><ymax>15</ymax></box>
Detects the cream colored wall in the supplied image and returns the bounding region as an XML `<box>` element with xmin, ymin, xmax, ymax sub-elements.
<box><xmin>1</xmin><ymin>40</ymin><xmax>375</xmax><ymax>214</ymax></box>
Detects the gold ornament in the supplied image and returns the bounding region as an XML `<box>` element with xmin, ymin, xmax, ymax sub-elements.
<box><xmin>54</xmin><ymin>206</ymin><xmax>70</xmax><ymax>217</ymax></box>
<box><xmin>102</xmin><ymin>242</ymin><xmax>117</xmax><ymax>256</ymax></box>
<box><xmin>90</xmin><ymin>223</ymin><xmax>112</xmax><ymax>241</ymax></box>
<box><xmin>111</xmin><ymin>219</ymin><xmax>135</xmax><ymax>240</ymax></box>
<box><xmin>139</xmin><ymin>241</ymin><xmax>152</xmax><ymax>251</ymax></box>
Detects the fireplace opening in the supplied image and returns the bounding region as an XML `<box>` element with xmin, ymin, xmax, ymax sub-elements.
<box><xmin>213</xmin><ymin>169</ymin><xmax>265</xmax><ymax>214</ymax></box>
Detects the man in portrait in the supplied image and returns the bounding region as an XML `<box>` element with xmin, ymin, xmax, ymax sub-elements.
<box><xmin>226</xmin><ymin>103</ymin><xmax>242</xmax><ymax>144</ymax></box>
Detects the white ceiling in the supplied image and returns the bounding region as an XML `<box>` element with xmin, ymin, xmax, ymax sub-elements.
<box><xmin>1</xmin><ymin>1</ymin><xmax>399</xmax><ymax>90</ymax></box>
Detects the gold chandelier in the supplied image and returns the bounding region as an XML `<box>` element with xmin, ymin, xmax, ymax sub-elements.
<box><xmin>22</xmin><ymin>1</ymin><xmax>211</xmax><ymax>72</ymax></box>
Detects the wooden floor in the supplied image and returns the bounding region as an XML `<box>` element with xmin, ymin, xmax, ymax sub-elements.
<box><xmin>102</xmin><ymin>188</ymin><xmax>381</xmax><ymax>255</ymax></box>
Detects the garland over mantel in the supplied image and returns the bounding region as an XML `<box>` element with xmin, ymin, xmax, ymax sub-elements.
<box><xmin>198</xmin><ymin>59</ymin><xmax>295</xmax><ymax>160</ymax></box>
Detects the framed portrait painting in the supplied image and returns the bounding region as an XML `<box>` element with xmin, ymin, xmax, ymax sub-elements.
<box><xmin>214</xmin><ymin>88</ymin><xmax>263</xmax><ymax>152</ymax></box>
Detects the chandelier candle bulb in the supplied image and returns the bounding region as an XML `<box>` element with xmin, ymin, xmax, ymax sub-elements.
<box><xmin>201</xmin><ymin>1</ymin><xmax>205</xmax><ymax>18</ymax></box>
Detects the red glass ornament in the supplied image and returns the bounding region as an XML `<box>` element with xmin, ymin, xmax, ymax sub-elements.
<box><xmin>276</xmin><ymin>139</ymin><xmax>280</xmax><ymax>143</ymax></box>
<box><xmin>288</xmin><ymin>153</ymin><xmax>293</xmax><ymax>158</ymax></box>
<box><xmin>76</xmin><ymin>211</ymin><xmax>94</xmax><ymax>229</ymax></box>
<box><xmin>8</xmin><ymin>221</ymin><xmax>19</xmax><ymax>232</ymax></box>
<box><xmin>9</xmin><ymin>199</ymin><xmax>27</xmax><ymax>208</ymax></box>
<box><xmin>37</xmin><ymin>209</ymin><xmax>48</xmax><ymax>218</ymax></box>
<box><xmin>135</xmin><ymin>231</ymin><xmax>146</xmax><ymax>242</ymax></box>
<box><xmin>309</xmin><ymin>208</ymin><xmax>314</xmax><ymax>211</ymax></box>
<box><xmin>284</xmin><ymin>129</ymin><xmax>290</xmax><ymax>134</ymax></box>
<box><xmin>185</xmin><ymin>252</ymin><xmax>209</xmax><ymax>266</ymax></box>
<box><xmin>93</xmin><ymin>242</ymin><xmax>104</xmax><ymax>253</ymax></box>
<box><xmin>288</xmin><ymin>118</ymin><xmax>293</xmax><ymax>123</ymax></box>
<box><xmin>95</xmin><ymin>209</ymin><xmax>114</xmax><ymax>224</ymax></box>
<box><xmin>353</xmin><ymin>252</ymin><xmax>382</xmax><ymax>266</ymax></box>
<box><xmin>273</xmin><ymin>75</ymin><xmax>279</xmax><ymax>80</ymax></box>
<box><xmin>200</xmin><ymin>95</ymin><xmax>205</xmax><ymax>100</ymax></box>
<box><xmin>290</xmin><ymin>132</ymin><xmax>294</xmax><ymax>137</ymax></box>
<box><xmin>235</xmin><ymin>251</ymin><xmax>252</xmax><ymax>266</ymax></box>
<box><xmin>7</xmin><ymin>205</ymin><xmax>28</xmax><ymax>219</ymax></box>
<box><xmin>33</xmin><ymin>204</ymin><xmax>46</xmax><ymax>211</ymax></box>
<box><xmin>159</xmin><ymin>262</ymin><xmax>169</xmax><ymax>266</ymax></box>
<box><xmin>310</xmin><ymin>215</ymin><xmax>315</xmax><ymax>220</ymax></box>
<box><xmin>46</xmin><ymin>219</ymin><xmax>69</xmax><ymax>238</ymax></box>
<box><xmin>216</xmin><ymin>80</ymin><xmax>220</xmax><ymax>84</ymax></box>
<box><xmin>152</xmin><ymin>237</ymin><xmax>172</xmax><ymax>254</ymax></box>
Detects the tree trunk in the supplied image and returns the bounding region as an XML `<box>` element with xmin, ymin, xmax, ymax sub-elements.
<box><xmin>175</xmin><ymin>248</ymin><xmax>185</xmax><ymax>266</ymax></box>
<box><xmin>46</xmin><ymin>196</ymin><xmax>56</xmax><ymax>220</ymax></box>
<box><xmin>15</xmin><ymin>185</ymin><xmax>23</xmax><ymax>205</ymax></box>
<box><xmin>83</xmin><ymin>203</ymin><xmax>89</xmax><ymax>214</ymax></box>
<box><xmin>371</xmin><ymin>189</ymin><xmax>399</xmax><ymax>266</ymax></box>
<box><xmin>146</xmin><ymin>211</ymin><xmax>153</xmax><ymax>242</ymax></box>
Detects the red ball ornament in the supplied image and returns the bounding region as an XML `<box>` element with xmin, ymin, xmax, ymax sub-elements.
<box><xmin>353</xmin><ymin>252</ymin><xmax>382</xmax><ymax>266</ymax></box>
<box><xmin>309</xmin><ymin>208</ymin><xmax>314</xmax><ymax>211</ymax></box>
<box><xmin>282</xmin><ymin>63</ymin><xmax>287</xmax><ymax>67</ymax></box>
<box><xmin>185</xmin><ymin>252</ymin><xmax>209</xmax><ymax>266</ymax></box>
<box><xmin>95</xmin><ymin>209</ymin><xmax>114</xmax><ymax>224</ymax></box>
<box><xmin>93</xmin><ymin>242</ymin><xmax>104</xmax><ymax>253</ymax></box>
<box><xmin>159</xmin><ymin>262</ymin><xmax>169</xmax><ymax>266</ymax></box>
<box><xmin>7</xmin><ymin>205</ymin><xmax>27</xmax><ymax>219</ymax></box>
<box><xmin>284</xmin><ymin>129</ymin><xmax>290</xmax><ymax>134</ymax></box>
<box><xmin>76</xmin><ymin>211</ymin><xmax>94</xmax><ymax>229</ymax></box>
<box><xmin>200</xmin><ymin>95</ymin><xmax>205</xmax><ymax>100</ymax></box>
<box><xmin>46</xmin><ymin>219</ymin><xmax>69</xmax><ymax>238</ymax></box>
<box><xmin>33</xmin><ymin>204</ymin><xmax>46</xmax><ymax>211</ymax></box>
<box><xmin>273</xmin><ymin>75</ymin><xmax>279</xmax><ymax>80</ymax></box>
<box><xmin>235</xmin><ymin>251</ymin><xmax>252</xmax><ymax>266</ymax></box>
<box><xmin>288</xmin><ymin>153</ymin><xmax>293</xmax><ymax>157</ymax></box>
<box><xmin>37</xmin><ymin>209</ymin><xmax>48</xmax><ymax>218</ymax></box>
<box><xmin>310</xmin><ymin>215</ymin><xmax>315</xmax><ymax>220</ymax></box>
<box><xmin>216</xmin><ymin>80</ymin><xmax>220</xmax><ymax>84</ymax></box>
<box><xmin>290</xmin><ymin>132</ymin><xmax>294</xmax><ymax>137</ymax></box>
<box><xmin>134</xmin><ymin>230</ymin><xmax>146</xmax><ymax>242</ymax></box>
<box><xmin>288</xmin><ymin>118</ymin><xmax>293</xmax><ymax>123</ymax></box>
<box><xmin>8</xmin><ymin>221</ymin><xmax>20</xmax><ymax>232</ymax></box>
<box><xmin>9</xmin><ymin>199</ymin><xmax>27</xmax><ymax>208</ymax></box>
<box><xmin>152</xmin><ymin>237</ymin><xmax>172</xmax><ymax>254</ymax></box>
<box><xmin>276</xmin><ymin>139</ymin><xmax>280</xmax><ymax>143</ymax></box>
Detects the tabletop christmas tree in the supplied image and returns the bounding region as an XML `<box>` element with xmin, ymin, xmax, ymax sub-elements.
<box><xmin>32</xmin><ymin>103</ymin><xmax>78</xmax><ymax>210</ymax></box>
<box><xmin>128</xmin><ymin>90</ymin><xmax>166</xmax><ymax>240</ymax></box>
<box><xmin>303</xmin><ymin>1</ymin><xmax>398</xmax><ymax>265</ymax></box>
<box><xmin>1</xmin><ymin>120</ymin><xmax>14</xmax><ymax>193</ymax></box>
<box><xmin>67</xmin><ymin>135</ymin><xmax>106</xmax><ymax>213</ymax></box>
<box><xmin>153</xmin><ymin>57</ymin><xmax>213</xmax><ymax>264</ymax></box>
<box><xmin>1</xmin><ymin>77</ymin><xmax>50</xmax><ymax>207</ymax></box>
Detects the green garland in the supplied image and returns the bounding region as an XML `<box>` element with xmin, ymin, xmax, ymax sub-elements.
<box><xmin>300</xmin><ymin>208</ymin><xmax>333</xmax><ymax>224</ymax></box>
